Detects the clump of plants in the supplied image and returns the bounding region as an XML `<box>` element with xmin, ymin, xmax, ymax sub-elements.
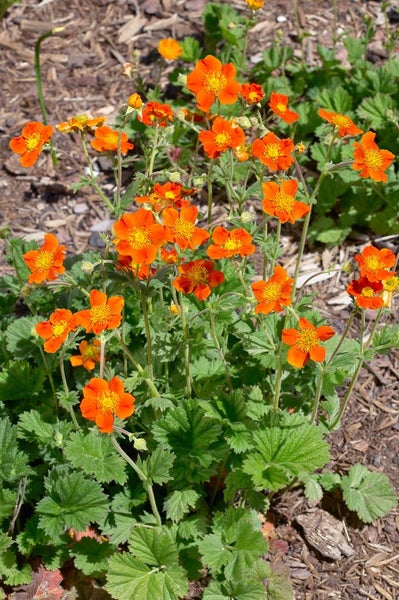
<box><xmin>1</xmin><ymin>0</ymin><xmax>398</xmax><ymax>597</ymax></box>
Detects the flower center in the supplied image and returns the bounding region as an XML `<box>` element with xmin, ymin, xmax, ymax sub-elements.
<box><xmin>90</xmin><ymin>304</ymin><xmax>111</xmax><ymax>327</ymax></box>
<box><xmin>332</xmin><ymin>114</ymin><xmax>350</xmax><ymax>128</ymax></box>
<box><xmin>224</xmin><ymin>238</ymin><xmax>243</xmax><ymax>252</ymax></box>
<box><xmin>364</xmin><ymin>256</ymin><xmax>381</xmax><ymax>271</ymax></box>
<box><xmin>215</xmin><ymin>132</ymin><xmax>231</xmax><ymax>147</ymax></box>
<box><xmin>174</xmin><ymin>218</ymin><xmax>195</xmax><ymax>240</ymax></box>
<box><xmin>165</xmin><ymin>191</ymin><xmax>177</xmax><ymax>200</ymax></box>
<box><xmin>98</xmin><ymin>390</ymin><xmax>119</xmax><ymax>413</ymax></box>
<box><xmin>261</xmin><ymin>281</ymin><xmax>281</xmax><ymax>302</ymax></box>
<box><xmin>274</xmin><ymin>192</ymin><xmax>294</xmax><ymax>213</ymax></box>
<box><xmin>263</xmin><ymin>143</ymin><xmax>281</xmax><ymax>159</ymax></box>
<box><xmin>364</xmin><ymin>149</ymin><xmax>383</xmax><ymax>169</ymax></box>
<box><xmin>83</xmin><ymin>344</ymin><xmax>99</xmax><ymax>359</ymax></box>
<box><xmin>26</xmin><ymin>133</ymin><xmax>41</xmax><ymax>151</ymax></box>
<box><xmin>105</xmin><ymin>132</ymin><xmax>118</xmax><ymax>146</ymax></box>
<box><xmin>52</xmin><ymin>320</ymin><xmax>69</xmax><ymax>337</ymax></box>
<box><xmin>276</xmin><ymin>102</ymin><xmax>287</xmax><ymax>113</ymax></box>
<box><xmin>361</xmin><ymin>286</ymin><xmax>375</xmax><ymax>298</ymax></box>
<box><xmin>297</xmin><ymin>329</ymin><xmax>319</xmax><ymax>353</ymax></box>
<box><xmin>188</xmin><ymin>265</ymin><xmax>209</xmax><ymax>285</ymax></box>
<box><xmin>34</xmin><ymin>250</ymin><xmax>54</xmax><ymax>271</ymax></box>
<box><xmin>204</xmin><ymin>72</ymin><xmax>227</xmax><ymax>94</ymax></box>
<box><xmin>128</xmin><ymin>227</ymin><xmax>151</xmax><ymax>249</ymax></box>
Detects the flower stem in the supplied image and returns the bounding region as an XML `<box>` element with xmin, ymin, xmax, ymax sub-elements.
<box><xmin>80</xmin><ymin>133</ymin><xmax>115</xmax><ymax>214</ymax></box>
<box><xmin>178</xmin><ymin>290</ymin><xmax>192</xmax><ymax>398</ymax></box>
<box><xmin>110</xmin><ymin>435</ymin><xmax>162</xmax><ymax>526</ymax></box>
<box><xmin>115</xmin><ymin>331</ymin><xmax>161</xmax><ymax>398</ymax></box>
<box><xmin>208</xmin><ymin>304</ymin><xmax>233</xmax><ymax>391</ymax></box>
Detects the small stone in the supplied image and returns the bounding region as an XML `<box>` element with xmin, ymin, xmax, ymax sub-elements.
<box><xmin>73</xmin><ymin>202</ymin><xmax>89</xmax><ymax>214</ymax></box>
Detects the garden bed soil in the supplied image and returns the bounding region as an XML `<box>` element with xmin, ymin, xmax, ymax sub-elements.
<box><xmin>1</xmin><ymin>1</ymin><xmax>398</xmax><ymax>598</ymax></box>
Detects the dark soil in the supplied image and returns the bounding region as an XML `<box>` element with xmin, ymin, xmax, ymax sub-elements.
<box><xmin>1</xmin><ymin>1</ymin><xmax>398</xmax><ymax>598</ymax></box>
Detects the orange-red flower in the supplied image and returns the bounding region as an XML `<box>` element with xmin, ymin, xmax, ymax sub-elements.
<box><xmin>252</xmin><ymin>132</ymin><xmax>295</xmax><ymax>171</ymax></box>
<box><xmin>199</xmin><ymin>117</ymin><xmax>246</xmax><ymax>159</ymax></box>
<box><xmin>70</xmin><ymin>339</ymin><xmax>101</xmax><ymax>370</ymax></box>
<box><xmin>128</xmin><ymin>93</ymin><xmax>143</xmax><ymax>109</ymax></box>
<box><xmin>246</xmin><ymin>0</ymin><xmax>265</xmax><ymax>9</ymax></box>
<box><xmin>80</xmin><ymin>376</ymin><xmax>135</xmax><ymax>433</ymax></box>
<box><xmin>113</xmin><ymin>208</ymin><xmax>167</xmax><ymax>264</ymax></box>
<box><xmin>251</xmin><ymin>266</ymin><xmax>294</xmax><ymax>314</ymax></box>
<box><xmin>158</xmin><ymin>38</ymin><xmax>183</xmax><ymax>60</ymax></box>
<box><xmin>346</xmin><ymin>276</ymin><xmax>384</xmax><ymax>310</ymax></box>
<box><xmin>160</xmin><ymin>247</ymin><xmax>178</xmax><ymax>264</ymax></box>
<box><xmin>9</xmin><ymin>121</ymin><xmax>54</xmax><ymax>167</ymax></box>
<box><xmin>162</xmin><ymin>205</ymin><xmax>210</xmax><ymax>250</ymax></box>
<box><xmin>56</xmin><ymin>114</ymin><xmax>106</xmax><ymax>134</ymax></box>
<box><xmin>282</xmin><ymin>318</ymin><xmax>335</xmax><ymax>369</ymax></box>
<box><xmin>91</xmin><ymin>125</ymin><xmax>134</xmax><ymax>153</ymax></box>
<box><xmin>138</xmin><ymin>101</ymin><xmax>174</xmax><ymax>127</ymax></box>
<box><xmin>23</xmin><ymin>233</ymin><xmax>66</xmax><ymax>284</ymax></box>
<box><xmin>240</xmin><ymin>83</ymin><xmax>264</xmax><ymax>105</ymax></box>
<box><xmin>318</xmin><ymin>109</ymin><xmax>362</xmax><ymax>137</ymax></box>
<box><xmin>186</xmin><ymin>55</ymin><xmax>241</xmax><ymax>113</ymax></box>
<box><xmin>207</xmin><ymin>226</ymin><xmax>255</xmax><ymax>259</ymax></box>
<box><xmin>173</xmin><ymin>259</ymin><xmax>224</xmax><ymax>300</ymax></box>
<box><xmin>354</xmin><ymin>245</ymin><xmax>396</xmax><ymax>282</ymax></box>
<box><xmin>352</xmin><ymin>132</ymin><xmax>395</xmax><ymax>183</ymax></box>
<box><xmin>262</xmin><ymin>179</ymin><xmax>310</xmax><ymax>224</ymax></box>
<box><xmin>36</xmin><ymin>308</ymin><xmax>77</xmax><ymax>353</ymax></box>
<box><xmin>135</xmin><ymin>182</ymin><xmax>193</xmax><ymax>212</ymax></box>
<box><xmin>74</xmin><ymin>290</ymin><xmax>124</xmax><ymax>335</ymax></box>
<box><xmin>268</xmin><ymin>92</ymin><xmax>299</xmax><ymax>124</ymax></box>
<box><xmin>117</xmin><ymin>256</ymin><xmax>157</xmax><ymax>280</ymax></box>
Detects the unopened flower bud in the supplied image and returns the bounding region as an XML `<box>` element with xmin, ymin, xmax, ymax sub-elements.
<box><xmin>241</xmin><ymin>211</ymin><xmax>256</xmax><ymax>223</ymax></box>
<box><xmin>233</xmin><ymin>116</ymin><xmax>252</xmax><ymax>129</ymax></box>
<box><xmin>192</xmin><ymin>174</ymin><xmax>207</xmax><ymax>187</ymax></box>
<box><xmin>81</xmin><ymin>261</ymin><xmax>94</xmax><ymax>274</ymax></box>
<box><xmin>128</xmin><ymin>93</ymin><xmax>143</xmax><ymax>109</ymax></box>
<box><xmin>121</xmin><ymin>62</ymin><xmax>135</xmax><ymax>78</ymax></box>
<box><xmin>178</xmin><ymin>73</ymin><xmax>187</xmax><ymax>86</ymax></box>
<box><xmin>169</xmin><ymin>303</ymin><xmax>179</xmax><ymax>315</ymax></box>
<box><xmin>133</xmin><ymin>437</ymin><xmax>148</xmax><ymax>452</ymax></box>
<box><xmin>169</xmin><ymin>171</ymin><xmax>181</xmax><ymax>183</ymax></box>
<box><xmin>342</xmin><ymin>261</ymin><xmax>356</xmax><ymax>274</ymax></box>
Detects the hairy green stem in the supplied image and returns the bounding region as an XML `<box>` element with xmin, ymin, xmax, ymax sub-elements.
<box><xmin>80</xmin><ymin>133</ymin><xmax>115</xmax><ymax>213</ymax></box>
<box><xmin>208</xmin><ymin>305</ymin><xmax>233</xmax><ymax>392</ymax></box>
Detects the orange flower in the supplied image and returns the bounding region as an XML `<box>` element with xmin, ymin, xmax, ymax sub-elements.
<box><xmin>113</xmin><ymin>208</ymin><xmax>167</xmax><ymax>264</ymax></box>
<box><xmin>160</xmin><ymin>247</ymin><xmax>178</xmax><ymax>264</ymax></box>
<box><xmin>36</xmin><ymin>308</ymin><xmax>77</xmax><ymax>353</ymax></box>
<box><xmin>199</xmin><ymin>117</ymin><xmax>246</xmax><ymax>159</ymax></box>
<box><xmin>246</xmin><ymin>0</ymin><xmax>265</xmax><ymax>9</ymax></box>
<box><xmin>346</xmin><ymin>276</ymin><xmax>384</xmax><ymax>310</ymax></box>
<box><xmin>138</xmin><ymin>101</ymin><xmax>174</xmax><ymax>127</ymax></box>
<box><xmin>56</xmin><ymin>114</ymin><xmax>106</xmax><ymax>134</ymax></box>
<box><xmin>91</xmin><ymin>125</ymin><xmax>134</xmax><ymax>153</ymax></box>
<box><xmin>207</xmin><ymin>226</ymin><xmax>255</xmax><ymax>259</ymax></box>
<box><xmin>173</xmin><ymin>259</ymin><xmax>224</xmax><ymax>300</ymax></box>
<box><xmin>262</xmin><ymin>179</ymin><xmax>310</xmax><ymax>224</ymax></box>
<box><xmin>352</xmin><ymin>132</ymin><xmax>395</xmax><ymax>183</ymax></box>
<box><xmin>235</xmin><ymin>144</ymin><xmax>251</xmax><ymax>162</ymax></box>
<box><xmin>23</xmin><ymin>233</ymin><xmax>66</xmax><ymax>284</ymax></box>
<box><xmin>251</xmin><ymin>266</ymin><xmax>294</xmax><ymax>314</ymax></box>
<box><xmin>158</xmin><ymin>38</ymin><xmax>183</xmax><ymax>60</ymax></box>
<box><xmin>252</xmin><ymin>132</ymin><xmax>295</xmax><ymax>171</ymax></box>
<box><xmin>282</xmin><ymin>318</ymin><xmax>335</xmax><ymax>369</ymax></box>
<box><xmin>318</xmin><ymin>109</ymin><xmax>362</xmax><ymax>137</ymax></box>
<box><xmin>135</xmin><ymin>182</ymin><xmax>193</xmax><ymax>212</ymax></box>
<box><xmin>354</xmin><ymin>245</ymin><xmax>396</xmax><ymax>282</ymax></box>
<box><xmin>268</xmin><ymin>92</ymin><xmax>299</xmax><ymax>124</ymax></box>
<box><xmin>186</xmin><ymin>55</ymin><xmax>241</xmax><ymax>113</ymax></box>
<box><xmin>70</xmin><ymin>339</ymin><xmax>101</xmax><ymax>370</ymax></box>
<box><xmin>240</xmin><ymin>83</ymin><xmax>264</xmax><ymax>105</ymax></box>
<box><xmin>74</xmin><ymin>290</ymin><xmax>124</xmax><ymax>335</ymax></box>
<box><xmin>162</xmin><ymin>205</ymin><xmax>210</xmax><ymax>250</ymax></box>
<box><xmin>80</xmin><ymin>376</ymin><xmax>135</xmax><ymax>433</ymax></box>
<box><xmin>382</xmin><ymin>275</ymin><xmax>399</xmax><ymax>308</ymax></box>
<box><xmin>9</xmin><ymin>121</ymin><xmax>53</xmax><ymax>168</ymax></box>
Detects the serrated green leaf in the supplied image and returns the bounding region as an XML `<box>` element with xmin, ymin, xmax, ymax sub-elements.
<box><xmin>224</xmin><ymin>520</ymin><xmax>268</xmax><ymax>581</ymax></box>
<box><xmin>0</xmin><ymin>361</ymin><xmax>46</xmax><ymax>402</ymax></box>
<box><xmin>301</xmin><ymin>474</ymin><xmax>324</xmax><ymax>502</ymax></box>
<box><xmin>70</xmin><ymin>537</ymin><xmax>114</xmax><ymax>576</ymax></box>
<box><xmin>316</xmin><ymin>86</ymin><xmax>352</xmax><ymax>113</ymax></box>
<box><xmin>0</xmin><ymin>418</ymin><xmax>31</xmax><ymax>482</ymax></box>
<box><xmin>64</xmin><ymin>430</ymin><xmax>127</xmax><ymax>484</ymax></box>
<box><xmin>18</xmin><ymin>410</ymin><xmax>55</xmax><ymax>445</ymax></box>
<box><xmin>203</xmin><ymin>579</ymin><xmax>267</xmax><ymax>600</ymax></box>
<box><xmin>136</xmin><ymin>446</ymin><xmax>174</xmax><ymax>485</ymax></box>
<box><xmin>5</xmin><ymin>316</ymin><xmax>41</xmax><ymax>359</ymax></box>
<box><xmin>163</xmin><ymin>489</ymin><xmax>200</xmax><ymax>523</ymax></box>
<box><xmin>128</xmin><ymin>527</ymin><xmax>180</xmax><ymax>567</ymax></box>
<box><xmin>198</xmin><ymin>532</ymin><xmax>231</xmax><ymax>574</ymax></box>
<box><xmin>101</xmin><ymin>490</ymin><xmax>144</xmax><ymax>545</ymax></box>
<box><xmin>356</xmin><ymin>94</ymin><xmax>394</xmax><ymax>129</ymax></box>
<box><xmin>341</xmin><ymin>464</ymin><xmax>397</xmax><ymax>523</ymax></box>
<box><xmin>36</xmin><ymin>470</ymin><xmax>108</xmax><ymax>537</ymax></box>
<box><xmin>106</xmin><ymin>552</ymin><xmax>188</xmax><ymax>600</ymax></box>
<box><xmin>242</xmin><ymin>415</ymin><xmax>330</xmax><ymax>491</ymax></box>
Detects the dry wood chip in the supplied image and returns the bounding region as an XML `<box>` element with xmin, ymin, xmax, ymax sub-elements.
<box><xmin>295</xmin><ymin>509</ymin><xmax>354</xmax><ymax>560</ymax></box>
<box><xmin>117</xmin><ymin>16</ymin><xmax>148</xmax><ymax>43</ymax></box>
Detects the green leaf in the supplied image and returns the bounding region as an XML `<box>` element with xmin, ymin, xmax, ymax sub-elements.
<box><xmin>316</xmin><ymin>86</ymin><xmax>352</xmax><ymax>113</ymax></box>
<box><xmin>101</xmin><ymin>490</ymin><xmax>145</xmax><ymax>545</ymax></box>
<box><xmin>203</xmin><ymin>579</ymin><xmax>267</xmax><ymax>600</ymax></box>
<box><xmin>128</xmin><ymin>527</ymin><xmax>180</xmax><ymax>567</ymax></box>
<box><xmin>198</xmin><ymin>532</ymin><xmax>231</xmax><ymax>574</ymax></box>
<box><xmin>106</xmin><ymin>553</ymin><xmax>189</xmax><ymax>600</ymax></box>
<box><xmin>136</xmin><ymin>446</ymin><xmax>174</xmax><ymax>485</ymax></box>
<box><xmin>70</xmin><ymin>537</ymin><xmax>114</xmax><ymax>576</ymax></box>
<box><xmin>18</xmin><ymin>410</ymin><xmax>56</xmax><ymax>446</ymax></box>
<box><xmin>0</xmin><ymin>418</ymin><xmax>31</xmax><ymax>482</ymax></box>
<box><xmin>0</xmin><ymin>361</ymin><xmax>46</xmax><ymax>402</ymax></box>
<box><xmin>0</xmin><ymin>487</ymin><xmax>17</xmax><ymax>520</ymax></box>
<box><xmin>356</xmin><ymin>94</ymin><xmax>395</xmax><ymax>129</ymax></box>
<box><xmin>163</xmin><ymin>489</ymin><xmax>200</xmax><ymax>523</ymax></box>
<box><xmin>242</xmin><ymin>414</ymin><xmax>330</xmax><ymax>491</ymax></box>
<box><xmin>36</xmin><ymin>469</ymin><xmax>108</xmax><ymax>537</ymax></box>
<box><xmin>5</xmin><ymin>316</ymin><xmax>41</xmax><ymax>360</ymax></box>
<box><xmin>64</xmin><ymin>430</ymin><xmax>127</xmax><ymax>484</ymax></box>
<box><xmin>341</xmin><ymin>464</ymin><xmax>397</xmax><ymax>523</ymax></box>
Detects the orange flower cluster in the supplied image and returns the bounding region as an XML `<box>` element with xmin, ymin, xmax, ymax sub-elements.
<box><xmin>186</xmin><ymin>55</ymin><xmax>241</xmax><ymax>113</ymax></box>
<box><xmin>282</xmin><ymin>318</ymin><xmax>335</xmax><ymax>369</ymax></box>
<box><xmin>262</xmin><ymin>179</ymin><xmax>310</xmax><ymax>224</ymax></box>
<box><xmin>70</xmin><ymin>339</ymin><xmax>101</xmax><ymax>371</ymax></box>
<box><xmin>173</xmin><ymin>259</ymin><xmax>224</xmax><ymax>300</ymax></box>
<box><xmin>352</xmin><ymin>132</ymin><xmax>395</xmax><ymax>183</ymax></box>
<box><xmin>240</xmin><ymin>83</ymin><xmax>264</xmax><ymax>105</ymax></box>
<box><xmin>139</xmin><ymin>101</ymin><xmax>174</xmax><ymax>127</ymax></box>
<box><xmin>318</xmin><ymin>109</ymin><xmax>362</xmax><ymax>137</ymax></box>
<box><xmin>346</xmin><ymin>245</ymin><xmax>397</xmax><ymax>309</ymax></box>
<box><xmin>23</xmin><ymin>233</ymin><xmax>66</xmax><ymax>284</ymax></box>
<box><xmin>113</xmin><ymin>208</ymin><xmax>167</xmax><ymax>264</ymax></box>
<box><xmin>135</xmin><ymin>182</ymin><xmax>193</xmax><ymax>212</ymax></box>
<box><xmin>91</xmin><ymin>125</ymin><xmax>134</xmax><ymax>153</ymax></box>
<box><xmin>163</xmin><ymin>205</ymin><xmax>210</xmax><ymax>250</ymax></box>
<box><xmin>269</xmin><ymin>92</ymin><xmax>299</xmax><ymax>124</ymax></box>
<box><xmin>251</xmin><ymin>266</ymin><xmax>294</xmax><ymax>314</ymax></box>
<box><xmin>207</xmin><ymin>227</ymin><xmax>255</xmax><ymax>259</ymax></box>
<box><xmin>252</xmin><ymin>132</ymin><xmax>295</xmax><ymax>171</ymax></box>
<box><xmin>9</xmin><ymin>121</ymin><xmax>53</xmax><ymax>167</ymax></box>
<box><xmin>56</xmin><ymin>114</ymin><xmax>106</xmax><ymax>134</ymax></box>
